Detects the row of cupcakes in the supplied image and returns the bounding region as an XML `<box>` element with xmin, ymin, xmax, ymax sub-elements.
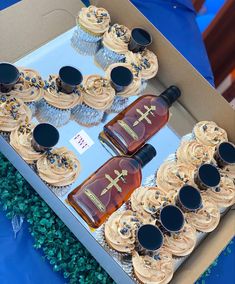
<box><xmin>102</xmin><ymin>120</ymin><xmax>234</xmax><ymax>284</ymax></box>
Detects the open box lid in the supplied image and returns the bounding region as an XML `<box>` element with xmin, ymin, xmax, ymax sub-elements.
<box><xmin>1</xmin><ymin>0</ymin><xmax>235</xmax><ymax>283</ymax></box>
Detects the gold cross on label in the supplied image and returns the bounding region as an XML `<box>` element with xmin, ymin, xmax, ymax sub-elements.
<box><xmin>100</xmin><ymin>169</ymin><xmax>128</xmax><ymax>196</ymax></box>
<box><xmin>133</xmin><ymin>105</ymin><xmax>156</xmax><ymax>126</ymax></box>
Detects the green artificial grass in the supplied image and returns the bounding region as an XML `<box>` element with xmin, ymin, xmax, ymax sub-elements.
<box><xmin>0</xmin><ymin>153</ymin><xmax>114</xmax><ymax>284</ymax></box>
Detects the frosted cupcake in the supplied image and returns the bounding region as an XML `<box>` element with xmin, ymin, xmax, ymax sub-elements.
<box><xmin>163</xmin><ymin>223</ymin><xmax>197</xmax><ymax>257</ymax></box>
<box><xmin>106</xmin><ymin>63</ymin><xmax>141</xmax><ymax>113</ymax></box>
<box><xmin>95</xmin><ymin>23</ymin><xmax>131</xmax><ymax>70</ymax></box>
<box><xmin>36</xmin><ymin>147</ymin><xmax>81</xmax><ymax>195</ymax></box>
<box><xmin>156</xmin><ymin>160</ymin><xmax>195</xmax><ymax>193</ymax></box>
<box><xmin>104</xmin><ymin>210</ymin><xmax>145</xmax><ymax>253</ymax></box>
<box><xmin>72</xmin><ymin>75</ymin><xmax>115</xmax><ymax>126</ymax></box>
<box><xmin>10</xmin><ymin>123</ymin><xmax>43</xmax><ymax>164</ymax></box>
<box><xmin>0</xmin><ymin>97</ymin><xmax>31</xmax><ymax>139</ymax></box>
<box><xmin>37</xmin><ymin>67</ymin><xmax>83</xmax><ymax>127</ymax></box>
<box><xmin>193</xmin><ymin>121</ymin><xmax>228</xmax><ymax>147</ymax></box>
<box><xmin>72</xmin><ymin>5</ymin><xmax>110</xmax><ymax>55</ymax></box>
<box><xmin>185</xmin><ymin>192</ymin><xmax>220</xmax><ymax>232</ymax></box>
<box><xmin>11</xmin><ymin>68</ymin><xmax>45</xmax><ymax>116</ymax></box>
<box><xmin>176</xmin><ymin>140</ymin><xmax>214</xmax><ymax>167</ymax></box>
<box><xmin>132</xmin><ymin>250</ymin><xmax>174</xmax><ymax>284</ymax></box>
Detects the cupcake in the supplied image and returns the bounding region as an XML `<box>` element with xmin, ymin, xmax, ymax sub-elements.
<box><xmin>163</xmin><ymin>223</ymin><xmax>197</xmax><ymax>257</ymax></box>
<box><xmin>10</xmin><ymin>123</ymin><xmax>43</xmax><ymax>164</ymax></box>
<box><xmin>36</xmin><ymin>147</ymin><xmax>81</xmax><ymax>195</ymax></box>
<box><xmin>130</xmin><ymin>186</ymin><xmax>174</xmax><ymax>219</ymax></box>
<box><xmin>156</xmin><ymin>160</ymin><xmax>195</xmax><ymax>193</ymax></box>
<box><xmin>206</xmin><ymin>173</ymin><xmax>235</xmax><ymax>208</ymax></box>
<box><xmin>95</xmin><ymin>23</ymin><xmax>131</xmax><ymax>70</ymax></box>
<box><xmin>0</xmin><ymin>96</ymin><xmax>31</xmax><ymax>139</ymax></box>
<box><xmin>185</xmin><ymin>192</ymin><xmax>220</xmax><ymax>232</ymax></box>
<box><xmin>104</xmin><ymin>210</ymin><xmax>144</xmax><ymax>253</ymax></box>
<box><xmin>105</xmin><ymin>63</ymin><xmax>141</xmax><ymax>113</ymax></box>
<box><xmin>193</xmin><ymin>121</ymin><xmax>228</xmax><ymax>147</ymax></box>
<box><xmin>132</xmin><ymin>250</ymin><xmax>174</xmax><ymax>284</ymax></box>
<box><xmin>71</xmin><ymin>5</ymin><xmax>110</xmax><ymax>55</ymax></box>
<box><xmin>37</xmin><ymin>72</ymin><xmax>82</xmax><ymax>128</ymax></box>
<box><xmin>72</xmin><ymin>75</ymin><xmax>115</xmax><ymax>126</ymax></box>
<box><xmin>176</xmin><ymin>140</ymin><xmax>214</xmax><ymax>167</ymax></box>
<box><xmin>11</xmin><ymin>68</ymin><xmax>45</xmax><ymax>116</ymax></box>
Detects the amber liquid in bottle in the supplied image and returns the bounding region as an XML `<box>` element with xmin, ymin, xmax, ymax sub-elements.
<box><xmin>103</xmin><ymin>86</ymin><xmax>181</xmax><ymax>155</ymax></box>
<box><xmin>68</xmin><ymin>144</ymin><xmax>156</xmax><ymax>228</ymax></box>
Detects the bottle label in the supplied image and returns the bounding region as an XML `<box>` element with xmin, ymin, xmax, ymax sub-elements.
<box><xmin>117</xmin><ymin>120</ymin><xmax>139</xmax><ymax>140</ymax></box>
<box><xmin>84</xmin><ymin>188</ymin><xmax>106</xmax><ymax>212</ymax></box>
<box><xmin>133</xmin><ymin>105</ymin><xmax>156</xmax><ymax>126</ymax></box>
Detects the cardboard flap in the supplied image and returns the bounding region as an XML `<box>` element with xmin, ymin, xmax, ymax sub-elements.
<box><xmin>0</xmin><ymin>0</ymin><xmax>83</xmax><ymax>62</ymax></box>
<box><xmin>93</xmin><ymin>0</ymin><xmax>235</xmax><ymax>142</ymax></box>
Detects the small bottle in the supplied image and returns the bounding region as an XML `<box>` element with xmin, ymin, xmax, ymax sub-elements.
<box><xmin>68</xmin><ymin>144</ymin><xmax>156</xmax><ymax>228</ymax></box>
<box><xmin>102</xmin><ymin>86</ymin><xmax>181</xmax><ymax>155</ymax></box>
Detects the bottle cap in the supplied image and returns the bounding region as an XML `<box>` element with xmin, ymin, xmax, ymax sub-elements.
<box><xmin>214</xmin><ymin>142</ymin><xmax>235</xmax><ymax>167</ymax></box>
<box><xmin>57</xmin><ymin>66</ymin><xmax>83</xmax><ymax>94</ymax></box>
<box><xmin>128</xmin><ymin>28</ymin><xmax>152</xmax><ymax>53</ymax></box>
<box><xmin>110</xmin><ymin>66</ymin><xmax>133</xmax><ymax>93</ymax></box>
<box><xmin>160</xmin><ymin>85</ymin><xmax>181</xmax><ymax>107</ymax></box>
<box><xmin>133</xmin><ymin>144</ymin><xmax>156</xmax><ymax>167</ymax></box>
<box><xmin>195</xmin><ymin>163</ymin><xmax>221</xmax><ymax>190</ymax></box>
<box><xmin>177</xmin><ymin>185</ymin><xmax>202</xmax><ymax>212</ymax></box>
<box><xmin>137</xmin><ymin>224</ymin><xmax>163</xmax><ymax>252</ymax></box>
<box><xmin>0</xmin><ymin>63</ymin><xmax>20</xmax><ymax>93</ymax></box>
<box><xmin>160</xmin><ymin>205</ymin><xmax>185</xmax><ymax>233</ymax></box>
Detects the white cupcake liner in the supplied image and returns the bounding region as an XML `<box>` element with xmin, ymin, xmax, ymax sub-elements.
<box><xmin>74</xmin><ymin>24</ymin><xmax>102</xmax><ymax>43</ymax></box>
<box><xmin>71</xmin><ymin>103</ymin><xmax>104</xmax><ymax>126</ymax></box>
<box><xmin>25</xmin><ymin>101</ymin><xmax>36</xmax><ymax>117</ymax></box>
<box><xmin>36</xmin><ymin>99</ymin><xmax>71</xmax><ymax>128</ymax></box>
<box><xmin>137</xmin><ymin>80</ymin><xmax>148</xmax><ymax>96</ymax></box>
<box><xmin>180</xmin><ymin>133</ymin><xmax>195</xmax><ymax>143</ymax></box>
<box><xmin>106</xmin><ymin>96</ymin><xmax>129</xmax><ymax>113</ymax></box>
<box><xmin>0</xmin><ymin>131</ymin><xmax>10</xmax><ymax>142</ymax></box>
<box><xmin>94</xmin><ymin>46</ymin><xmax>125</xmax><ymax>70</ymax></box>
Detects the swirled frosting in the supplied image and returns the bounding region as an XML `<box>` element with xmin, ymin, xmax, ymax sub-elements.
<box><xmin>10</xmin><ymin>123</ymin><xmax>42</xmax><ymax>164</ymax></box>
<box><xmin>185</xmin><ymin>193</ymin><xmax>220</xmax><ymax>232</ymax></box>
<box><xmin>193</xmin><ymin>121</ymin><xmax>228</xmax><ymax>147</ymax></box>
<box><xmin>36</xmin><ymin>147</ymin><xmax>81</xmax><ymax>187</ymax></box>
<box><xmin>130</xmin><ymin>186</ymin><xmax>174</xmax><ymax>219</ymax></box>
<box><xmin>77</xmin><ymin>5</ymin><xmax>110</xmax><ymax>36</ymax></box>
<box><xmin>105</xmin><ymin>210</ymin><xmax>146</xmax><ymax>253</ymax></box>
<box><xmin>10</xmin><ymin>68</ymin><xmax>44</xmax><ymax>103</ymax></box>
<box><xmin>103</xmin><ymin>24</ymin><xmax>131</xmax><ymax>53</ymax></box>
<box><xmin>176</xmin><ymin>140</ymin><xmax>214</xmax><ymax>167</ymax></box>
<box><xmin>132</xmin><ymin>250</ymin><xmax>174</xmax><ymax>284</ymax></box>
<box><xmin>163</xmin><ymin>223</ymin><xmax>196</xmax><ymax>257</ymax></box>
<box><xmin>0</xmin><ymin>97</ymin><xmax>31</xmax><ymax>132</ymax></box>
<box><xmin>82</xmin><ymin>75</ymin><xmax>115</xmax><ymax>110</ymax></box>
<box><xmin>44</xmin><ymin>75</ymin><xmax>82</xmax><ymax>109</ymax></box>
<box><xmin>206</xmin><ymin>174</ymin><xmax>235</xmax><ymax>208</ymax></box>
<box><xmin>106</xmin><ymin>63</ymin><xmax>141</xmax><ymax>97</ymax></box>
<box><xmin>156</xmin><ymin>160</ymin><xmax>195</xmax><ymax>193</ymax></box>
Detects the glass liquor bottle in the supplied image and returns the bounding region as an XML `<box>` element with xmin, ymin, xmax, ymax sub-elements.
<box><xmin>68</xmin><ymin>144</ymin><xmax>156</xmax><ymax>228</ymax></box>
<box><xmin>102</xmin><ymin>86</ymin><xmax>181</xmax><ymax>155</ymax></box>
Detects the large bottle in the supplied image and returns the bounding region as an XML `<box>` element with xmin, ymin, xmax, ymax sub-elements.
<box><xmin>103</xmin><ymin>86</ymin><xmax>181</xmax><ymax>155</ymax></box>
<box><xmin>68</xmin><ymin>144</ymin><xmax>156</xmax><ymax>228</ymax></box>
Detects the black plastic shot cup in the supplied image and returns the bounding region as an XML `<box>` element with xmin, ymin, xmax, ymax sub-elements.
<box><xmin>32</xmin><ymin>123</ymin><xmax>59</xmax><ymax>152</ymax></box>
<box><xmin>128</xmin><ymin>28</ymin><xmax>152</xmax><ymax>53</ymax></box>
<box><xmin>57</xmin><ymin>66</ymin><xmax>83</xmax><ymax>94</ymax></box>
<box><xmin>0</xmin><ymin>63</ymin><xmax>20</xmax><ymax>93</ymax></box>
<box><xmin>110</xmin><ymin>66</ymin><xmax>133</xmax><ymax>93</ymax></box>
<box><xmin>176</xmin><ymin>185</ymin><xmax>202</xmax><ymax>213</ymax></box>
<box><xmin>214</xmin><ymin>142</ymin><xmax>235</xmax><ymax>168</ymax></box>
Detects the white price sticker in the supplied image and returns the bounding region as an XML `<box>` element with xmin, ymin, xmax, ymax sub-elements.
<box><xmin>70</xmin><ymin>130</ymin><xmax>94</xmax><ymax>154</ymax></box>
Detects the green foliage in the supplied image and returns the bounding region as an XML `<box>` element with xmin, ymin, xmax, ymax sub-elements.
<box><xmin>0</xmin><ymin>153</ymin><xmax>114</xmax><ymax>284</ymax></box>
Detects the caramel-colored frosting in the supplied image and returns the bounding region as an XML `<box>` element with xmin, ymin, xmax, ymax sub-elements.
<box><xmin>132</xmin><ymin>250</ymin><xmax>174</xmax><ymax>284</ymax></box>
<box><xmin>223</xmin><ymin>165</ymin><xmax>235</xmax><ymax>180</ymax></box>
<box><xmin>193</xmin><ymin>121</ymin><xmax>228</xmax><ymax>147</ymax></box>
<box><xmin>207</xmin><ymin>174</ymin><xmax>235</xmax><ymax>207</ymax></box>
<box><xmin>106</xmin><ymin>63</ymin><xmax>141</xmax><ymax>97</ymax></box>
<box><xmin>0</xmin><ymin>97</ymin><xmax>31</xmax><ymax>132</ymax></box>
<box><xmin>37</xmin><ymin>147</ymin><xmax>81</xmax><ymax>187</ymax></box>
<box><xmin>156</xmin><ymin>160</ymin><xmax>195</xmax><ymax>193</ymax></box>
<box><xmin>130</xmin><ymin>186</ymin><xmax>174</xmax><ymax>219</ymax></box>
<box><xmin>10</xmin><ymin>123</ymin><xmax>42</xmax><ymax>164</ymax></box>
<box><xmin>176</xmin><ymin>140</ymin><xmax>214</xmax><ymax>167</ymax></box>
<box><xmin>185</xmin><ymin>193</ymin><xmax>220</xmax><ymax>232</ymax></box>
<box><xmin>77</xmin><ymin>5</ymin><xmax>110</xmax><ymax>35</ymax></box>
<box><xmin>163</xmin><ymin>223</ymin><xmax>196</xmax><ymax>257</ymax></box>
<box><xmin>105</xmin><ymin>210</ymin><xmax>146</xmax><ymax>253</ymax></box>
<box><xmin>10</xmin><ymin>68</ymin><xmax>44</xmax><ymax>103</ymax></box>
<box><xmin>82</xmin><ymin>75</ymin><xmax>115</xmax><ymax>110</ymax></box>
<box><xmin>103</xmin><ymin>24</ymin><xmax>131</xmax><ymax>53</ymax></box>
<box><xmin>44</xmin><ymin>75</ymin><xmax>82</xmax><ymax>109</ymax></box>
